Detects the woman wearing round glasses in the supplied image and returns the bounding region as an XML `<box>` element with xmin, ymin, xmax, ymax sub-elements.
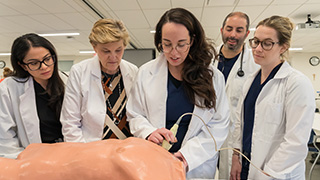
<box><xmin>127</xmin><ymin>8</ymin><xmax>230</xmax><ymax>179</ymax></box>
<box><xmin>0</xmin><ymin>33</ymin><xmax>65</xmax><ymax>159</ymax></box>
<box><xmin>230</xmin><ymin>16</ymin><xmax>315</xmax><ymax>180</ymax></box>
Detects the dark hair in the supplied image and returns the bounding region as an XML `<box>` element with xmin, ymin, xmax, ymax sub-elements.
<box><xmin>222</xmin><ymin>12</ymin><xmax>250</xmax><ymax>31</ymax></box>
<box><xmin>10</xmin><ymin>33</ymin><xmax>65</xmax><ymax>119</ymax></box>
<box><xmin>154</xmin><ymin>8</ymin><xmax>217</xmax><ymax>109</ymax></box>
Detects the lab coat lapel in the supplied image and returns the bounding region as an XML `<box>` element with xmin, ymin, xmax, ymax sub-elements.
<box><xmin>149</xmin><ymin>54</ymin><xmax>168</xmax><ymax>128</ymax></box>
<box><xmin>225</xmin><ymin>44</ymin><xmax>250</xmax><ymax>90</ymax></box>
<box><xmin>19</xmin><ymin>78</ymin><xmax>41</xmax><ymax>143</ymax></box>
<box><xmin>242</xmin><ymin>69</ymin><xmax>259</xmax><ymax>99</ymax></box>
<box><xmin>119</xmin><ymin>60</ymin><xmax>133</xmax><ymax>95</ymax></box>
<box><xmin>91</xmin><ymin>56</ymin><xmax>104</xmax><ymax>97</ymax></box>
<box><xmin>213</xmin><ymin>44</ymin><xmax>223</xmax><ymax>69</ymax></box>
<box><xmin>225</xmin><ymin>55</ymin><xmax>241</xmax><ymax>90</ymax></box>
<box><xmin>91</xmin><ymin>55</ymin><xmax>106</xmax><ymax>108</ymax></box>
<box><xmin>87</xmin><ymin>56</ymin><xmax>106</xmax><ymax>131</ymax></box>
<box><xmin>91</xmin><ymin>55</ymin><xmax>102</xmax><ymax>79</ymax></box>
<box><xmin>256</xmin><ymin>61</ymin><xmax>291</xmax><ymax>104</ymax></box>
<box><xmin>216</xmin><ymin>44</ymin><xmax>240</xmax><ymax>90</ymax></box>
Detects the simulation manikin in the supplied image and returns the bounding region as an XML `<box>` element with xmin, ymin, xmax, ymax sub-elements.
<box><xmin>0</xmin><ymin>138</ymin><xmax>185</xmax><ymax>180</ymax></box>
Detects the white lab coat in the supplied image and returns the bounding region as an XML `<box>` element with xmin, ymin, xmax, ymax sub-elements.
<box><xmin>0</xmin><ymin>72</ymin><xmax>67</xmax><ymax>159</ymax></box>
<box><xmin>233</xmin><ymin>61</ymin><xmax>315</xmax><ymax>180</ymax></box>
<box><xmin>215</xmin><ymin>44</ymin><xmax>260</xmax><ymax>179</ymax></box>
<box><xmin>60</xmin><ymin>56</ymin><xmax>138</xmax><ymax>142</ymax></box>
<box><xmin>126</xmin><ymin>53</ymin><xmax>230</xmax><ymax>179</ymax></box>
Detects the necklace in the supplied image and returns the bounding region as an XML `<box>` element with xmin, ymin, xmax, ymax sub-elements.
<box><xmin>101</xmin><ymin>70</ymin><xmax>123</xmax><ymax>125</ymax></box>
<box><xmin>106</xmin><ymin>82</ymin><xmax>122</xmax><ymax>125</ymax></box>
<box><xmin>101</xmin><ymin>69</ymin><xmax>119</xmax><ymax>88</ymax></box>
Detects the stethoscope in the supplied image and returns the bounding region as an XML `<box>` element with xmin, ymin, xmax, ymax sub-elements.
<box><xmin>214</xmin><ymin>44</ymin><xmax>245</xmax><ymax>77</ymax></box>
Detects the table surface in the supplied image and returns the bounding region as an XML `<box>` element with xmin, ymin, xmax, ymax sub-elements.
<box><xmin>313</xmin><ymin>113</ymin><xmax>320</xmax><ymax>134</ymax></box>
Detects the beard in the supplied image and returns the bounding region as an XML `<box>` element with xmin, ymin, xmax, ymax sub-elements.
<box><xmin>223</xmin><ymin>36</ymin><xmax>245</xmax><ymax>51</ymax></box>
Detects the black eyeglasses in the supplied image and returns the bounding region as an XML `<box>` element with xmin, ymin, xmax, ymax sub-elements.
<box><xmin>22</xmin><ymin>55</ymin><xmax>55</xmax><ymax>71</ymax></box>
<box><xmin>249</xmin><ymin>38</ymin><xmax>280</xmax><ymax>51</ymax></box>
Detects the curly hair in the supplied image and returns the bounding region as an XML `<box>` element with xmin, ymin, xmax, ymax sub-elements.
<box><xmin>154</xmin><ymin>8</ymin><xmax>218</xmax><ymax>109</ymax></box>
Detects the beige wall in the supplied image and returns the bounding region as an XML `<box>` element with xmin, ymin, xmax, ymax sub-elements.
<box><xmin>0</xmin><ymin>55</ymin><xmax>92</xmax><ymax>78</ymax></box>
<box><xmin>290</xmin><ymin>52</ymin><xmax>320</xmax><ymax>110</ymax></box>
<box><xmin>1</xmin><ymin>51</ymin><xmax>320</xmax><ymax>105</ymax></box>
<box><xmin>290</xmin><ymin>52</ymin><xmax>320</xmax><ymax>95</ymax></box>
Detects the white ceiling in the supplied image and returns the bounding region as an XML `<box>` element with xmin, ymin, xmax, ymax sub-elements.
<box><xmin>0</xmin><ymin>0</ymin><xmax>320</xmax><ymax>57</ymax></box>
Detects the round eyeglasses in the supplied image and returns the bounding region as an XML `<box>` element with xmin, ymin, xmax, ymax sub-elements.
<box><xmin>161</xmin><ymin>42</ymin><xmax>191</xmax><ymax>53</ymax></box>
<box><xmin>22</xmin><ymin>55</ymin><xmax>55</xmax><ymax>71</ymax></box>
<box><xmin>249</xmin><ymin>38</ymin><xmax>280</xmax><ymax>51</ymax></box>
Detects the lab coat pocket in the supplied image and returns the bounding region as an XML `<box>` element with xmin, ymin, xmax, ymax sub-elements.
<box><xmin>265</xmin><ymin>102</ymin><xmax>284</xmax><ymax>125</ymax></box>
<box><xmin>229</xmin><ymin>80</ymin><xmax>243</xmax><ymax>107</ymax></box>
<box><xmin>261</xmin><ymin>102</ymin><xmax>284</xmax><ymax>140</ymax></box>
<box><xmin>230</xmin><ymin>95</ymin><xmax>240</xmax><ymax>111</ymax></box>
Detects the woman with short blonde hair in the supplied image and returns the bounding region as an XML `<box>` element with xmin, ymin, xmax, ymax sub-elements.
<box><xmin>89</xmin><ymin>18</ymin><xmax>129</xmax><ymax>46</ymax></box>
<box><xmin>61</xmin><ymin>18</ymin><xmax>138</xmax><ymax>142</ymax></box>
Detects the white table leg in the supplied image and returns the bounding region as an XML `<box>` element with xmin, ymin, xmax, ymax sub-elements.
<box><xmin>308</xmin><ymin>135</ymin><xmax>320</xmax><ymax>180</ymax></box>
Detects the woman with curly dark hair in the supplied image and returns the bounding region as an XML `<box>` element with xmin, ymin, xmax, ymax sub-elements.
<box><xmin>127</xmin><ymin>8</ymin><xmax>230</xmax><ymax>179</ymax></box>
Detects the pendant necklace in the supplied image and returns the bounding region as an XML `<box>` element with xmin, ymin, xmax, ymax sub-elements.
<box><xmin>101</xmin><ymin>69</ymin><xmax>122</xmax><ymax>125</ymax></box>
<box><xmin>106</xmin><ymin>82</ymin><xmax>122</xmax><ymax>124</ymax></box>
<box><xmin>102</xmin><ymin>69</ymin><xmax>119</xmax><ymax>88</ymax></box>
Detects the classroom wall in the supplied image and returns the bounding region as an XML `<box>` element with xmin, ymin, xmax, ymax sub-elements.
<box><xmin>1</xmin><ymin>51</ymin><xmax>319</xmax><ymax>100</ymax></box>
<box><xmin>123</xmin><ymin>49</ymin><xmax>155</xmax><ymax>67</ymax></box>
<box><xmin>290</xmin><ymin>52</ymin><xmax>320</xmax><ymax>110</ymax></box>
<box><xmin>290</xmin><ymin>52</ymin><xmax>320</xmax><ymax>95</ymax></box>
<box><xmin>0</xmin><ymin>55</ymin><xmax>91</xmax><ymax>78</ymax></box>
<box><xmin>0</xmin><ymin>48</ymin><xmax>156</xmax><ymax>77</ymax></box>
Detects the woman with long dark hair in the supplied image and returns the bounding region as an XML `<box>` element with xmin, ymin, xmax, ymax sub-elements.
<box><xmin>0</xmin><ymin>33</ymin><xmax>65</xmax><ymax>159</ymax></box>
<box><xmin>127</xmin><ymin>8</ymin><xmax>230</xmax><ymax>179</ymax></box>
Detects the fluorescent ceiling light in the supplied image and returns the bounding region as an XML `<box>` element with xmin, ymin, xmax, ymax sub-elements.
<box><xmin>289</xmin><ymin>47</ymin><xmax>303</xmax><ymax>51</ymax></box>
<box><xmin>0</xmin><ymin>53</ymin><xmax>11</xmax><ymax>56</ymax></box>
<box><xmin>79</xmin><ymin>50</ymin><xmax>95</xmax><ymax>54</ymax></box>
<box><xmin>249</xmin><ymin>28</ymin><xmax>256</xmax><ymax>31</ymax></box>
<box><xmin>150</xmin><ymin>30</ymin><xmax>156</xmax><ymax>33</ymax></box>
<box><xmin>38</xmin><ymin>32</ymin><xmax>80</xmax><ymax>37</ymax></box>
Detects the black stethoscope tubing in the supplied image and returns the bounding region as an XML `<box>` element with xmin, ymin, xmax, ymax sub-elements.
<box><xmin>215</xmin><ymin>44</ymin><xmax>245</xmax><ymax>77</ymax></box>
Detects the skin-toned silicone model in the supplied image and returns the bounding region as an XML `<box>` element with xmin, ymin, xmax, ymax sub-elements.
<box><xmin>0</xmin><ymin>137</ymin><xmax>185</xmax><ymax>180</ymax></box>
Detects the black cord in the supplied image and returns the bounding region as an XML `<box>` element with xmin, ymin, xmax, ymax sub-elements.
<box><xmin>237</xmin><ymin>45</ymin><xmax>245</xmax><ymax>77</ymax></box>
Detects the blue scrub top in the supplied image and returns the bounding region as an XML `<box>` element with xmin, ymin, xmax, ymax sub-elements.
<box><xmin>218</xmin><ymin>53</ymin><xmax>240</xmax><ymax>82</ymax></box>
<box><xmin>166</xmin><ymin>70</ymin><xmax>194</xmax><ymax>153</ymax></box>
<box><xmin>242</xmin><ymin>62</ymin><xmax>283</xmax><ymax>154</ymax></box>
